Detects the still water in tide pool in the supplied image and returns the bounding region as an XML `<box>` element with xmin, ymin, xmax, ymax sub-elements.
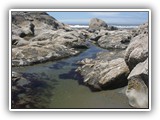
<box><xmin>12</xmin><ymin>43</ymin><xmax>131</xmax><ymax>108</ymax></box>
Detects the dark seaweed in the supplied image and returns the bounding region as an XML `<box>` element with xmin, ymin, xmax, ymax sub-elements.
<box><xmin>49</xmin><ymin>61</ymin><xmax>70</xmax><ymax>70</ymax></box>
<box><xmin>12</xmin><ymin>72</ymin><xmax>58</xmax><ymax>109</ymax></box>
<box><xmin>59</xmin><ymin>68</ymin><xmax>84</xmax><ymax>85</ymax></box>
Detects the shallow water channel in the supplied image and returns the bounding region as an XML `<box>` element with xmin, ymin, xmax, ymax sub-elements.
<box><xmin>13</xmin><ymin>43</ymin><xmax>131</xmax><ymax>109</ymax></box>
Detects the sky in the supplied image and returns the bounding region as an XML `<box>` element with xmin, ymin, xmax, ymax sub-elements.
<box><xmin>47</xmin><ymin>11</ymin><xmax>148</xmax><ymax>25</ymax></box>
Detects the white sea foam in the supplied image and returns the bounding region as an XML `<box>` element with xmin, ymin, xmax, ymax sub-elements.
<box><xmin>69</xmin><ymin>24</ymin><xmax>139</xmax><ymax>29</ymax></box>
<box><xmin>69</xmin><ymin>25</ymin><xmax>89</xmax><ymax>28</ymax></box>
<box><xmin>113</xmin><ymin>25</ymin><xmax>138</xmax><ymax>29</ymax></box>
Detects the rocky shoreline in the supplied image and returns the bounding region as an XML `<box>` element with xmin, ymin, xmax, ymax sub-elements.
<box><xmin>12</xmin><ymin>12</ymin><xmax>89</xmax><ymax>67</ymax></box>
<box><xmin>76</xmin><ymin>20</ymin><xmax>149</xmax><ymax>108</ymax></box>
<box><xmin>11</xmin><ymin>12</ymin><xmax>149</xmax><ymax>108</ymax></box>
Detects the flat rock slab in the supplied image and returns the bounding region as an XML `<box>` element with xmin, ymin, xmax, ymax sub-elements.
<box><xmin>76</xmin><ymin>57</ymin><xmax>130</xmax><ymax>90</ymax></box>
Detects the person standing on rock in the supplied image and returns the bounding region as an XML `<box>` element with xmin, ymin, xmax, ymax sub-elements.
<box><xmin>29</xmin><ymin>20</ymin><xmax>35</xmax><ymax>36</ymax></box>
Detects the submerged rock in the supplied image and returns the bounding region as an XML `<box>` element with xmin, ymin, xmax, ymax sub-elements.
<box><xmin>11</xmin><ymin>71</ymin><xmax>56</xmax><ymax>109</ymax></box>
<box><xmin>11</xmin><ymin>71</ymin><xmax>31</xmax><ymax>108</ymax></box>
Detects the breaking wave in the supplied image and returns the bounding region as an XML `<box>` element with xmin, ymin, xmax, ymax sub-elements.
<box><xmin>69</xmin><ymin>24</ymin><xmax>139</xmax><ymax>29</ymax></box>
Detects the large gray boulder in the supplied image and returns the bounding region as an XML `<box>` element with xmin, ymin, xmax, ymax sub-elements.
<box><xmin>126</xmin><ymin>58</ymin><xmax>148</xmax><ymax>108</ymax></box>
<box><xmin>89</xmin><ymin>18</ymin><xmax>108</xmax><ymax>30</ymax></box>
<box><xmin>76</xmin><ymin>58</ymin><xmax>130</xmax><ymax>90</ymax></box>
<box><xmin>125</xmin><ymin>33</ymin><xmax>148</xmax><ymax>70</ymax></box>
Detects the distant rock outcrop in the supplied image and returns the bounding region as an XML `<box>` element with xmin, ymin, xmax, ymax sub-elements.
<box><xmin>89</xmin><ymin>18</ymin><xmax>108</xmax><ymax>30</ymax></box>
<box><xmin>88</xmin><ymin>18</ymin><xmax>132</xmax><ymax>49</ymax></box>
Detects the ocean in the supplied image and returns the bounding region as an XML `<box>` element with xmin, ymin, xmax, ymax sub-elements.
<box><xmin>69</xmin><ymin>24</ymin><xmax>139</xmax><ymax>29</ymax></box>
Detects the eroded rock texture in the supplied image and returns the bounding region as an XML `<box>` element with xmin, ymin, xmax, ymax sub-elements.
<box><xmin>125</xmin><ymin>22</ymin><xmax>149</xmax><ymax>108</ymax></box>
<box><xmin>12</xmin><ymin>12</ymin><xmax>88</xmax><ymax>66</ymax></box>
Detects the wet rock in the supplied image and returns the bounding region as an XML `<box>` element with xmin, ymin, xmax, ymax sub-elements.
<box><xmin>126</xmin><ymin>58</ymin><xmax>148</xmax><ymax>108</ymax></box>
<box><xmin>76</xmin><ymin>58</ymin><xmax>130</xmax><ymax>91</ymax></box>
